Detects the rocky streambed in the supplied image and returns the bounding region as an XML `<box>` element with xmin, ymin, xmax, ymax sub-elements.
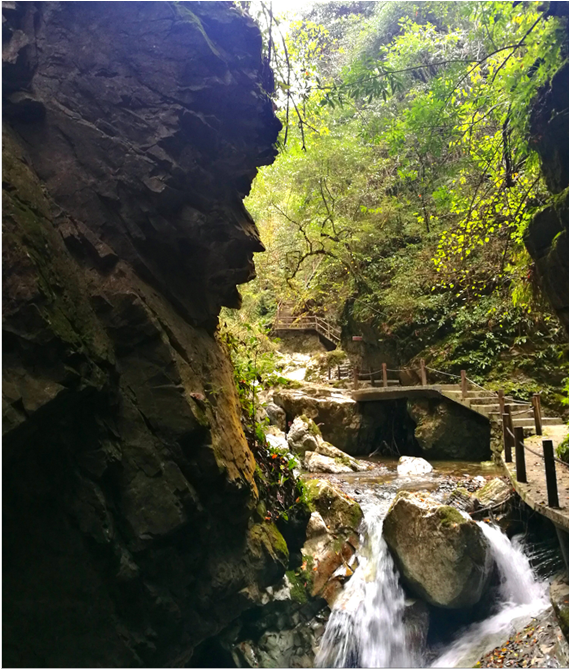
<box><xmin>212</xmin><ymin>385</ymin><xmax>568</xmax><ymax>669</ymax></box>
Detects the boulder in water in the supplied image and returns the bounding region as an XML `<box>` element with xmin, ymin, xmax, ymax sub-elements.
<box><xmin>266</xmin><ymin>402</ymin><xmax>287</xmax><ymax>431</ymax></box>
<box><xmin>304</xmin><ymin>451</ymin><xmax>353</xmax><ymax>474</ymax></box>
<box><xmin>383</xmin><ymin>491</ymin><xmax>491</xmax><ymax>609</ymax></box>
<box><xmin>305</xmin><ymin>440</ymin><xmax>371</xmax><ymax>473</ymax></box>
<box><xmin>287</xmin><ymin>415</ymin><xmax>320</xmax><ymax>455</ymax></box>
<box><xmin>397</xmin><ymin>456</ymin><xmax>433</xmax><ymax>476</ymax></box>
<box><xmin>407</xmin><ymin>397</ymin><xmax>491</xmax><ymax>460</ymax></box>
<box><xmin>300</xmin><ymin>479</ymin><xmax>362</xmax><ymax>605</ymax></box>
<box><xmin>474</xmin><ymin>478</ymin><xmax>512</xmax><ymax>508</ymax></box>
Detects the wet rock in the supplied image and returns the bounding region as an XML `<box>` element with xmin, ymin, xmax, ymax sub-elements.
<box><xmin>304</xmin><ymin>440</ymin><xmax>371</xmax><ymax>474</ymax></box>
<box><xmin>383</xmin><ymin>491</ymin><xmax>492</xmax><ymax>609</ymax></box>
<box><xmin>300</xmin><ymin>479</ymin><xmax>362</xmax><ymax>605</ymax></box>
<box><xmin>407</xmin><ymin>398</ymin><xmax>491</xmax><ymax>460</ymax></box>
<box><xmin>303</xmin><ymin>479</ymin><xmax>363</xmax><ymax>535</ymax></box>
<box><xmin>444</xmin><ymin>486</ymin><xmax>480</xmax><ymax>513</ymax></box>
<box><xmin>305</xmin><ymin>451</ymin><xmax>353</xmax><ymax>474</ymax></box>
<box><xmin>288</xmin><ymin>415</ymin><xmax>320</xmax><ymax>455</ymax></box>
<box><xmin>266</xmin><ymin>402</ymin><xmax>287</xmax><ymax>431</ymax></box>
<box><xmin>397</xmin><ymin>455</ymin><xmax>433</xmax><ymax>476</ymax></box>
<box><xmin>550</xmin><ymin>572</ymin><xmax>569</xmax><ymax>640</ymax></box>
<box><xmin>315</xmin><ymin>441</ymin><xmax>371</xmax><ymax>472</ymax></box>
<box><xmin>474</xmin><ymin>478</ymin><xmax>512</xmax><ymax>508</ymax></box>
<box><xmin>274</xmin><ymin>388</ymin><xmax>362</xmax><ymax>453</ymax></box>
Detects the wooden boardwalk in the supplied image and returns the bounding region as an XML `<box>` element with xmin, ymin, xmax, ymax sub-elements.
<box><xmin>272</xmin><ymin>304</ymin><xmax>568</xmax><ymax>535</ymax></box>
<box><xmin>273</xmin><ymin>305</ymin><xmax>341</xmax><ymax>348</ymax></box>
<box><xmin>501</xmin><ymin>426</ymin><xmax>569</xmax><ymax>532</ymax></box>
<box><xmin>353</xmin><ymin>381</ymin><xmax>568</xmax><ymax>538</ymax></box>
<box><xmin>352</xmin><ymin>384</ymin><xmax>562</xmax><ymax>433</ymax></box>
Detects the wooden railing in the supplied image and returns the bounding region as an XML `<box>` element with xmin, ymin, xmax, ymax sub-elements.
<box><xmin>273</xmin><ymin>313</ymin><xmax>341</xmax><ymax>347</ymax></box>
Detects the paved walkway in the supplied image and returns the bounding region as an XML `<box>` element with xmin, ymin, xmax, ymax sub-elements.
<box><xmin>501</xmin><ymin>425</ymin><xmax>569</xmax><ymax>531</ymax></box>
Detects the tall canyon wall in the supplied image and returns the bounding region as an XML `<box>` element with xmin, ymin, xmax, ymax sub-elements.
<box><xmin>2</xmin><ymin>2</ymin><xmax>284</xmax><ymax>666</ymax></box>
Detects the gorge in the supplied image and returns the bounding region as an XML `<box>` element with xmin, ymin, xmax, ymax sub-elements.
<box><xmin>2</xmin><ymin>1</ymin><xmax>568</xmax><ymax>668</ymax></box>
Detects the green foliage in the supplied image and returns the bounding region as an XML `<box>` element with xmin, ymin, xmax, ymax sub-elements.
<box><xmin>242</xmin><ymin>0</ymin><xmax>567</xmax><ymax>412</ymax></box>
<box><xmin>556</xmin><ymin>435</ymin><xmax>569</xmax><ymax>464</ymax></box>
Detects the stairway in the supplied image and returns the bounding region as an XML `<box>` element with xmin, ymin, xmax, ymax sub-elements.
<box><xmin>440</xmin><ymin>389</ymin><xmax>562</xmax><ymax>431</ymax></box>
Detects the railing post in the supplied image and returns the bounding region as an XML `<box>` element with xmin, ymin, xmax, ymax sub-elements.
<box><xmin>542</xmin><ymin>439</ymin><xmax>559</xmax><ymax>508</ymax></box>
<box><xmin>514</xmin><ymin>426</ymin><xmax>527</xmax><ymax>483</ymax></box>
<box><xmin>420</xmin><ymin>359</ymin><xmax>427</xmax><ymax>386</ymax></box>
<box><xmin>532</xmin><ymin>393</ymin><xmax>542</xmax><ymax>436</ymax></box>
<box><xmin>502</xmin><ymin>412</ymin><xmax>512</xmax><ymax>462</ymax></box>
<box><xmin>461</xmin><ymin>370</ymin><xmax>468</xmax><ymax>399</ymax></box>
<box><xmin>382</xmin><ymin>363</ymin><xmax>388</xmax><ymax>388</ymax></box>
<box><xmin>353</xmin><ymin>366</ymin><xmax>360</xmax><ymax>390</ymax></box>
<box><xmin>497</xmin><ymin>389</ymin><xmax>505</xmax><ymax>416</ymax></box>
<box><xmin>337</xmin><ymin>365</ymin><xmax>341</xmax><ymax>381</ymax></box>
<box><xmin>328</xmin><ymin>366</ymin><xmax>331</xmax><ymax>381</ymax></box>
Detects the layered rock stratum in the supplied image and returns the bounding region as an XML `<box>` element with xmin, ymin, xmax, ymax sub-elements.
<box><xmin>2</xmin><ymin>1</ymin><xmax>283</xmax><ymax>666</ymax></box>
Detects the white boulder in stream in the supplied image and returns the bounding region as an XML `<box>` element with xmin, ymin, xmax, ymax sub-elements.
<box><xmin>396</xmin><ymin>455</ymin><xmax>433</xmax><ymax>476</ymax></box>
<box><xmin>305</xmin><ymin>440</ymin><xmax>371</xmax><ymax>474</ymax></box>
<box><xmin>383</xmin><ymin>491</ymin><xmax>492</xmax><ymax>609</ymax></box>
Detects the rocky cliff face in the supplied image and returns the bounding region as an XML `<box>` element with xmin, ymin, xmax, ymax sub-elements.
<box><xmin>2</xmin><ymin>2</ymin><xmax>284</xmax><ymax>666</ymax></box>
<box><xmin>524</xmin><ymin>60</ymin><xmax>569</xmax><ymax>332</ymax></box>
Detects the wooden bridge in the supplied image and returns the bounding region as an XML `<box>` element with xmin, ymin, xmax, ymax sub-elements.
<box><xmin>351</xmin><ymin>362</ymin><xmax>568</xmax><ymax>554</ymax></box>
<box><xmin>272</xmin><ymin>304</ymin><xmax>341</xmax><ymax>348</ymax></box>
<box><xmin>271</xmin><ymin>305</ymin><xmax>568</xmax><ymax>541</ymax></box>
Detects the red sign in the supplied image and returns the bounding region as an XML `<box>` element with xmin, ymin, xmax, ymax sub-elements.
<box><xmin>352</xmin><ymin>336</ymin><xmax>363</xmax><ymax>341</ymax></box>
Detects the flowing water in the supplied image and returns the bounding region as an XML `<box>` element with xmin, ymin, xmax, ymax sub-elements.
<box><xmin>431</xmin><ymin>523</ymin><xmax>549</xmax><ymax>668</ymax></box>
<box><xmin>316</xmin><ymin>502</ymin><xmax>414</xmax><ymax>668</ymax></box>
<box><xmin>316</xmin><ymin>481</ymin><xmax>550</xmax><ymax>669</ymax></box>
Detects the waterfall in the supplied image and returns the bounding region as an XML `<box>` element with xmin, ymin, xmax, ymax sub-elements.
<box><xmin>431</xmin><ymin>523</ymin><xmax>549</xmax><ymax>668</ymax></box>
<box><xmin>316</xmin><ymin>503</ymin><xmax>415</xmax><ymax>668</ymax></box>
<box><xmin>316</xmin><ymin>504</ymin><xmax>548</xmax><ymax>669</ymax></box>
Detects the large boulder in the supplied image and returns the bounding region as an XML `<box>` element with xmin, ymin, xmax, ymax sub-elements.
<box><xmin>287</xmin><ymin>416</ymin><xmax>320</xmax><ymax>455</ymax></box>
<box><xmin>397</xmin><ymin>456</ymin><xmax>433</xmax><ymax>476</ymax></box>
<box><xmin>407</xmin><ymin>398</ymin><xmax>491</xmax><ymax>460</ymax></box>
<box><xmin>300</xmin><ymin>479</ymin><xmax>362</xmax><ymax>605</ymax></box>
<box><xmin>305</xmin><ymin>452</ymin><xmax>353</xmax><ymax>474</ymax></box>
<box><xmin>383</xmin><ymin>491</ymin><xmax>491</xmax><ymax>609</ymax></box>
<box><xmin>276</xmin><ymin>389</ymin><xmax>362</xmax><ymax>453</ymax></box>
<box><xmin>306</xmin><ymin>440</ymin><xmax>371</xmax><ymax>474</ymax></box>
<box><xmin>274</xmin><ymin>388</ymin><xmax>407</xmax><ymax>456</ymax></box>
<box><xmin>266</xmin><ymin>402</ymin><xmax>287</xmax><ymax>432</ymax></box>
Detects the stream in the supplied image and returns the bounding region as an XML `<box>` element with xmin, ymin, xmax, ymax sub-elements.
<box><xmin>313</xmin><ymin>461</ymin><xmax>552</xmax><ymax>669</ymax></box>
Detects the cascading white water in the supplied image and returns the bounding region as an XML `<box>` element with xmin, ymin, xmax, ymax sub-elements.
<box><xmin>316</xmin><ymin>503</ymin><xmax>415</xmax><ymax>668</ymax></box>
<box><xmin>431</xmin><ymin>523</ymin><xmax>549</xmax><ymax>668</ymax></box>
<box><xmin>316</xmin><ymin>501</ymin><xmax>548</xmax><ymax>669</ymax></box>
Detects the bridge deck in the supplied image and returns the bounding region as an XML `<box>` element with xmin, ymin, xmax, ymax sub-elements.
<box><xmin>352</xmin><ymin>385</ymin><xmax>455</xmax><ymax>402</ymax></box>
